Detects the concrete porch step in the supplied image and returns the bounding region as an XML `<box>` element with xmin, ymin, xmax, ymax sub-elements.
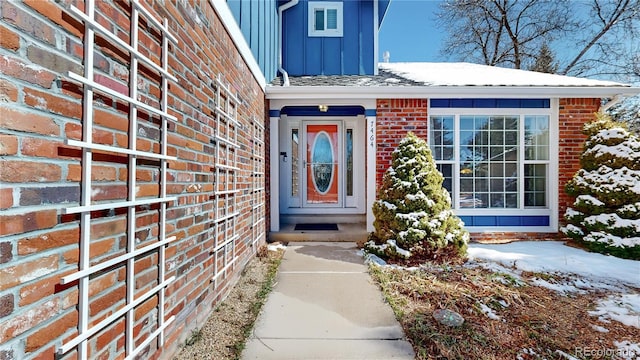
<box><xmin>269</xmin><ymin>223</ymin><xmax>368</xmax><ymax>244</ymax></box>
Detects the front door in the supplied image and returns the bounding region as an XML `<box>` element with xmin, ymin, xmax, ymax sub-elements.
<box><xmin>279</xmin><ymin>116</ymin><xmax>364</xmax><ymax>214</ymax></box>
<box><xmin>303</xmin><ymin>122</ymin><xmax>342</xmax><ymax>207</ymax></box>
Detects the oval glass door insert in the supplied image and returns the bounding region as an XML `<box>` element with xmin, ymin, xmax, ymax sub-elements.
<box><xmin>311</xmin><ymin>131</ymin><xmax>334</xmax><ymax>194</ymax></box>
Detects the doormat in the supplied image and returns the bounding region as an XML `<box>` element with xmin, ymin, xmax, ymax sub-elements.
<box><xmin>294</xmin><ymin>223</ymin><xmax>339</xmax><ymax>231</ymax></box>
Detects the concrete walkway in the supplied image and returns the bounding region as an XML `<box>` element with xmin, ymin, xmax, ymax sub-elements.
<box><xmin>242</xmin><ymin>242</ymin><xmax>415</xmax><ymax>360</ymax></box>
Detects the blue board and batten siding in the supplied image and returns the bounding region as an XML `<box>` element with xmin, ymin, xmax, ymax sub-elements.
<box><xmin>282</xmin><ymin>0</ymin><xmax>377</xmax><ymax>76</ymax></box>
<box><xmin>227</xmin><ymin>0</ymin><xmax>279</xmax><ymax>82</ymax></box>
<box><xmin>378</xmin><ymin>0</ymin><xmax>390</xmax><ymax>25</ymax></box>
<box><xmin>430</xmin><ymin>98</ymin><xmax>551</xmax><ymax>108</ymax></box>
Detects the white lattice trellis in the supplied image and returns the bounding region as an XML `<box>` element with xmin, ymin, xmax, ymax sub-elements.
<box><xmin>60</xmin><ymin>0</ymin><xmax>178</xmax><ymax>358</ymax></box>
<box><xmin>251</xmin><ymin>118</ymin><xmax>266</xmax><ymax>251</ymax></box>
<box><xmin>210</xmin><ymin>75</ymin><xmax>241</xmax><ymax>287</ymax></box>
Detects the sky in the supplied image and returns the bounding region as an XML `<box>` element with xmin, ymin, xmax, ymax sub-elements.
<box><xmin>376</xmin><ymin>0</ymin><xmax>637</xmax><ymax>86</ymax></box>
<box><xmin>378</xmin><ymin>0</ymin><xmax>444</xmax><ymax>63</ymax></box>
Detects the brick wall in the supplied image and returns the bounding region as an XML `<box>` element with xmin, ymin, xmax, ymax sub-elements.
<box><xmin>558</xmin><ymin>98</ymin><xmax>600</xmax><ymax>225</ymax></box>
<box><xmin>0</xmin><ymin>1</ymin><xmax>266</xmax><ymax>359</ymax></box>
<box><xmin>375</xmin><ymin>99</ymin><xmax>428</xmax><ymax>186</ymax></box>
<box><xmin>470</xmin><ymin>231</ymin><xmax>564</xmax><ymax>243</ymax></box>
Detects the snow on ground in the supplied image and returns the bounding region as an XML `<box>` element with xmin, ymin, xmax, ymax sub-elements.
<box><xmin>468</xmin><ymin>241</ymin><xmax>640</xmax><ymax>334</ymax></box>
<box><xmin>589</xmin><ymin>294</ymin><xmax>640</xmax><ymax>328</ymax></box>
<box><xmin>468</xmin><ymin>241</ymin><xmax>639</xmax><ymax>288</ymax></box>
<box><xmin>614</xmin><ymin>341</ymin><xmax>640</xmax><ymax>359</ymax></box>
<box><xmin>478</xmin><ymin>302</ymin><xmax>501</xmax><ymax>321</ymax></box>
<box><xmin>267</xmin><ymin>243</ymin><xmax>286</xmax><ymax>251</ymax></box>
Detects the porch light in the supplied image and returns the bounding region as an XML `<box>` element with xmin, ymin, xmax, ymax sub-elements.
<box><xmin>318</xmin><ymin>104</ymin><xmax>329</xmax><ymax>112</ymax></box>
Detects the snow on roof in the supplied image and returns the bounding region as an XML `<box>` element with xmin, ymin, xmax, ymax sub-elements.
<box><xmin>379</xmin><ymin>62</ymin><xmax>628</xmax><ymax>87</ymax></box>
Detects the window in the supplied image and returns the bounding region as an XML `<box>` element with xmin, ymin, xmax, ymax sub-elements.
<box><xmin>524</xmin><ymin>115</ymin><xmax>550</xmax><ymax>207</ymax></box>
<box><xmin>459</xmin><ymin>115</ymin><xmax>519</xmax><ymax>209</ymax></box>
<box><xmin>308</xmin><ymin>2</ymin><xmax>343</xmax><ymax>37</ymax></box>
<box><xmin>429</xmin><ymin>113</ymin><xmax>551</xmax><ymax>211</ymax></box>
<box><xmin>292</xmin><ymin>129</ymin><xmax>299</xmax><ymax>197</ymax></box>
<box><xmin>346</xmin><ymin>128</ymin><xmax>353</xmax><ymax>196</ymax></box>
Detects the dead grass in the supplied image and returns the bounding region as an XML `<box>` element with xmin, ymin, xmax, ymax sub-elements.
<box><xmin>172</xmin><ymin>247</ymin><xmax>283</xmax><ymax>360</ymax></box>
<box><xmin>370</xmin><ymin>264</ymin><xmax>639</xmax><ymax>359</ymax></box>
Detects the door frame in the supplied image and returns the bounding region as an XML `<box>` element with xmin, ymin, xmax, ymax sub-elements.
<box><xmin>279</xmin><ymin>115</ymin><xmax>366</xmax><ymax>214</ymax></box>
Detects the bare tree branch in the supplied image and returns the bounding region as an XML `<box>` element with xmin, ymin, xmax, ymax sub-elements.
<box><xmin>561</xmin><ymin>0</ymin><xmax>635</xmax><ymax>75</ymax></box>
<box><xmin>437</xmin><ymin>0</ymin><xmax>640</xmax><ymax>81</ymax></box>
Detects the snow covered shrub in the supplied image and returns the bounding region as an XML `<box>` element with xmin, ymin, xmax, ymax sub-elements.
<box><xmin>562</xmin><ymin>113</ymin><xmax>640</xmax><ymax>260</ymax></box>
<box><xmin>365</xmin><ymin>132</ymin><xmax>469</xmax><ymax>262</ymax></box>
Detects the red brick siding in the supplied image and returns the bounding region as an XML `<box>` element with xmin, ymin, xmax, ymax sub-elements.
<box><xmin>0</xmin><ymin>1</ymin><xmax>266</xmax><ymax>359</ymax></box>
<box><xmin>375</xmin><ymin>99</ymin><xmax>428</xmax><ymax>186</ymax></box>
<box><xmin>471</xmin><ymin>232</ymin><xmax>564</xmax><ymax>243</ymax></box>
<box><xmin>558</xmin><ymin>98</ymin><xmax>600</xmax><ymax>225</ymax></box>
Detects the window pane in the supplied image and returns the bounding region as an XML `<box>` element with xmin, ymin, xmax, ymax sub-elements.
<box><xmin>505</xmin><ymin>116</ymin><xmax>518</xmax><ymax>130</ymax></box>
<box><xmin>505</xmin><ymin>131</ymin><xmax>518</xmax><ymax>146</ymax></box>
<box><xmin>505</xmin><ymin>163</ymin><xmax>517</xmax><ymax>177</ymax></box>
<box><xmin>490</xmin><ymin>179</ymin><xmax>504</xmax><ymax>192</ymax></box>
<box><xmin>437</xmin><ymin>164</ymin><xmax>453</xmax><ymax>203</ymax></box>
<box><xmin>505</xmin><ymin>193</ymin><xmax>518</xmax><ymax>208</ymax></box>
<box><xmin>460</xmin><ymin>116</ymin><xmax>474</xmax><ymax>130</ymax></box>
<box><xmin>475</xmin><ymin>116</ymin><xmax>489</xmax><ymax>130</ymax></box>
<box><xmin>326</xmin><ymin>9</ymin><xmax>338</xmax><ymax>29</ymax></box>
<box><xmin>460</xmin><ymin>131</ymin><xmax>474</xmax><ymax>148</ymax></box>
<box><xmin>489</xmin><ymin>116</ymin><xmax>503</xmax><ymax>130</ymax></box>
<box><xmin>314</xmin><ymin>9</ymin><xmax>324</xmax><ymax>31</ymax></box>
<box><xmin>292</xmin><ymin>129</ymin><xmax>299</xmax><ymax>197</ymax></box>
<box><xmin>460</xmin><ymin>178</ymin><xmax>473</xmax><ymax>192</ymax></box>
<box><xmin>524</xmin><ymin>164</ymin><xmax>546</xmax><ymax>207</ymax></box>
<box><xmin>476</xmin><ymin>193</ymin><xmax>488</xmax><ymax>208</ymax></box>
<box><xmin>429</xmin><ymin>116</ymin><xmax>454</xmax><ymax>161</ymax></box>
<box><xmin>475</xmin><ymin>178</ymin><xmax>488</xmax><ymax>192</ymax></box>
<box><xmin>525</xmin><ymin>115</ymin><xmax>549</xmax><ymax>160</ymax></box>
<box><xmin>346</xmin><ymin>129</ymin><xmax>353</xmax><ymax>196</ymax></box>
<box><xmin>490</xmin><ymin>194</ymin><xmax>504</xmax><ymax>207</ymax></box>
<box><xmin>457</xmin><ymin>115</ymin><xmax>519</xmax><ymax>209</ymax></box>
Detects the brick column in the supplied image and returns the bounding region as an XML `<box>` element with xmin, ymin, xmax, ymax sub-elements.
<box><xmin>375</xmin><ymin>99</ymin><xmax>428</xmax><ymax>187</ymax></box>
<box><xmin>557</xmin><ymin>98</ymin><xmax>600</xmax><ymax>224</ymax></box>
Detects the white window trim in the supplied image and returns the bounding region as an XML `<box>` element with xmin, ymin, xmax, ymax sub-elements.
<box><xmin>308</xmin><ymin>1</ymin><xmax>344</xmax><ymax>37</ymax></box>
<box><xmin>428</xmin><ymin>105</ymin><xmax>559</xmax><ymax>232</ymax></box>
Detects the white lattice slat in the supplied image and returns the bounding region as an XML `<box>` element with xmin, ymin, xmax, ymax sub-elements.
<box><xmin>62</xmin><ymin>196</ymin><xmax>176</xmax><ymax>215</ymax></box>
<box><xmin>76</xmin><ymin>0</ymin><xmax>96</xmax><ymax>357</ymax></box>
<box><xmin>213</xmin><ymin>135</ymin><xmax>241</xmax><ymax>148</ymax></box>
<box><xmin>158</xmin><ymin>15</ymin><xmax>172</xmax><ymax>345</ymax></box>
<box><xmin>65</xmin><ymin>139</ymin><xmax>176</xmax><ymax>161</ymax></box>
